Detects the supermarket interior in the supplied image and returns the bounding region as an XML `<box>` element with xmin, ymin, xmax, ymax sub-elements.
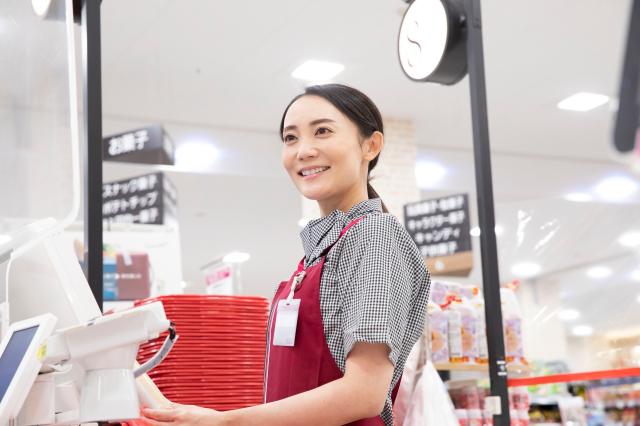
<box><xmin>0</xmin><ymin>0</ymin><xmax>639</xmax><ymax>425</ymax></box>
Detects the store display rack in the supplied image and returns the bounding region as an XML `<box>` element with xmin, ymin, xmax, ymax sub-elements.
<box><xmin>435</xmin><ymin>362</ymin><xmax>532</xmax><ymax>377</ymax></box>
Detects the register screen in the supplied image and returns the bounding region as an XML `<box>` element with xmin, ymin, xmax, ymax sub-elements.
<box><xmin>0</xmin><ymin>326</ymin><xmax>39</xmax><ymax>402</ymax></box>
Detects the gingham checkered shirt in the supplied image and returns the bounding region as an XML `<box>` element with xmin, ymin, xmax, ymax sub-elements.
<box><xmin>299</xmin><ymin>198</ymin><xmax>430</xmax><ymax>425</ymax></box>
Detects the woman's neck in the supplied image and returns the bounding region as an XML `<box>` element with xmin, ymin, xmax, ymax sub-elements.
<box><xmin>318</xmin><ymin>186</ymin><xmax>369</xmax><ymax>217</ymax></box>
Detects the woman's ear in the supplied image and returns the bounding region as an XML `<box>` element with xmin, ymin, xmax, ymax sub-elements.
<box><xmin>363</xmin><ymin>131</ymin><xmax>384</xmax><ymax>161</ymax></box>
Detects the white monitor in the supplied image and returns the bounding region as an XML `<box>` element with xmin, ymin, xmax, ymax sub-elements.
<box><xmin>0</xmin><ymin>313</ymin><xmax>57</xmax><ymax>425</ymax></box>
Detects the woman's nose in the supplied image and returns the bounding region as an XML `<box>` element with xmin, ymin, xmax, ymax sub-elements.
<box><xmin>296</xmin><ymin>139</ymin><xmax>318</xmax><ymax>160</ymax></box>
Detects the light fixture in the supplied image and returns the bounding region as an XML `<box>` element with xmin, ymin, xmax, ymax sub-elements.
<box><xmin>632</xmin><ymin>270</ymin><xmax>640</xmax><ymax>282</ymax></box>
<box><xmin>175</xmin><ymin>139</ymin><xmax>219</xmax><ymax>172</ymax></box>
<box><xmin>31</xmin><ymin>0</ymin><xmax>52</xmax><ymax>17</ymax></box>
<box><xmin>415</xmin><ymin>161</ymin><xmax>447</xmax><ymax>188</ymax></box>
<box><xmin>594</xmin><ymin>176</ymin><xmax>638</xmax><ymax>201</ymax></box>
<box><xmin>291</xmin><ymin>60</ymin><xmax>344</xmax><ymax>83</ymax></box>
<box><xmin>557</xmin><ymin>92</ymin><xmax>610</xmax><ymax>112</ymax></box>
<box><xmin>222</xmin><ymin>251</ymin><xmax>251</xmax><ymax>264</ymax></box>
<box><xmin>494</xmin><ymin>224</ymin><xmax>504</xmax><ymax>236</ymax></box>
<box><xmin>0</xmin><ymin>234</ymin><xmax>10</xmax><ymax>245</ymax></box>
<box><xmin>557</xmin><ymin>309</ymin><xmax>580</xmax><ymax>321</ymax></box>
<box><xmin>586</xmin><ymin>266</ymin><xmax>612</xmax><ymax>279</ymax></box>
<box><xmin>564</xmin><ymin>192</ymin><xmax>593</xmax><ymax>203</ymax></box>
<box><xmin>572</xmin><ymin>325</ymin><xmax>594</xmax><ymax>337</ymax></box>
<box><xmin>470</xmin><ymin>227</ymin><xmax>481</xmax><ymax>237</ymax></box>
<box><xmin>619</xmin><ymin>231</ymin><xmax>640</xmax><ymax>248</ymax></box>
<box><xmin>398</xmin><ymin>0</ymin><xmax>467</xmax><ymax>84</ymax></box>
<box><xmin>511</xmin><ymin>262</ymin><xmax>541</xmax><ymax>279</ymax></box>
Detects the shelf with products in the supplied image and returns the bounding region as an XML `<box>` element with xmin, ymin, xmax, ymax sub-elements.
<box><xmin>435</xmin><ymin>362</ymin><xmax>532</xmax><ymax>377</ymax></box>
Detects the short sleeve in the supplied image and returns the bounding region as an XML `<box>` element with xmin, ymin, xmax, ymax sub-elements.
<box><xmin>338</xmin><ymin>214</ymin><xmax>428</xmax><ymax>367</ymax></box>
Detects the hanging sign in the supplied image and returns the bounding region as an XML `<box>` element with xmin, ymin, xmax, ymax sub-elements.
<box><xmin>102</xmin><ymin>172</ymin><xmax>178</xmax><ymax>226</ymax></box>
<box><xmin>404</xmin><ymin>194</ymin><xmax>473</xmax><ymax>276</ymax></box>
<box><xmin>103</xmin><ymin>124</ymin><xmax>175</xmax><ymax>165</ymax></box>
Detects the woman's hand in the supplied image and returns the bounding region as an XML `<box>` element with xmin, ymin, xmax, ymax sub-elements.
<box><xmin>141</xmin><ymin>402</ymin><xmax>226</xmax><ymax>425</ymax></box>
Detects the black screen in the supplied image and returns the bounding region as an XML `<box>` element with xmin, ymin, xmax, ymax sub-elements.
<box><xmin>0</xmin><ymin>325</ymin><xmax>39</xmax><ymax>403</ymax></box>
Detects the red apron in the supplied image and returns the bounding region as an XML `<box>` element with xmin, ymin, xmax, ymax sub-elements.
<box><xmin>264</xmin><ymin>217</ymin><xmax>400</xmax><ymax>425</ymax></box>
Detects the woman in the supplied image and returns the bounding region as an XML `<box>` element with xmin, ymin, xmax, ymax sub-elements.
<box><xmin>142</xmin><ymin>84</ymin><xmax>430</xmax><ymax>425</ymax></box>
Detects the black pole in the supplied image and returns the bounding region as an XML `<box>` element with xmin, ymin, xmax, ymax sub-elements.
<box><xmin>464</xmin><ymin>0</ymin><xmax>510</xmax><ymax>424</ymax></box>
<box><xmin>80</xmin><ymin>0</ymin><xmax>103</xmax><ymax>311</ymax></box>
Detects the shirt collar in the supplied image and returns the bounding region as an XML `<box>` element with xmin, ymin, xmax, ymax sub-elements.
<box><xmin>300</xmin><ymin>198</ymin><xmax>382</xmax><ymax>265</ymax></box>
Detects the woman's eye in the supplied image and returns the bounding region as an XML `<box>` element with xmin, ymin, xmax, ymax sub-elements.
<box><xmin>283</xmin><ymin>134</ymin><xmax>297</xmax><ymax>143</ymax></box>
<box><xmin>315</xmin><ymin>127</ymin><xmax>332</xmax><ymax>136</ymax></box>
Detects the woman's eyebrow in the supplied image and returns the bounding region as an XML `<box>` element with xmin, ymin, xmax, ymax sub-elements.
<box><xmin>283</xmin><ymin>118</ymin><xmax>336</xmax><ymax>134</ymax></box>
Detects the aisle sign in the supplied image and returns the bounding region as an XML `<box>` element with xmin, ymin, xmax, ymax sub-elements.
<box><xmin>404</xmin><ymin>194</ymin><xmax>473</xmax><ymax>276</ymax></box>
<box><xmin>102</xmin><ymin>172</ymin><xmax>178</xmax><ymax>226</ymax></box>
<box><xmin>103</xmin><ymin>125</ymin><xmax>175</xmax><ymax>165</ymax></box>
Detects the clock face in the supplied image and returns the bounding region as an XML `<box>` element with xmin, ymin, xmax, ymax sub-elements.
<box><xmin>398</xmin><ymin>0</ymin><xmax>449</xmax><ymax>81</ymax></box>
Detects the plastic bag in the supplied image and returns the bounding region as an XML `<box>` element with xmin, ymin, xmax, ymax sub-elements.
<box><xmin>394</xmin><ymin>340</ymin><xmax>424</xmax><ymax>425</ymax></box>
<box><xmin>404</xmin><ymin>361</ymin><xmax>459</xmax><ymax>426</ymax></box>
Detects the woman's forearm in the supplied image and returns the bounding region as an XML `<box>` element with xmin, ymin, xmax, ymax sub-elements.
<box><xmin>220</xmin><ymin>377</ymin><xmax>380</xmax><ymax>426</ymax></box>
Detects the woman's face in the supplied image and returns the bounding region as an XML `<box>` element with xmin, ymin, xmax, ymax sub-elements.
<box><xmin>281</xmin><ymin>95</ymin><xmax>369</xmax><ymax>204</ymax></box>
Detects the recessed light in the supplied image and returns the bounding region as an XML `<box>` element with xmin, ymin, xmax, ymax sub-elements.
<box><xmin>415</xmin><ymin>161</ymin><xmax>447</xmax><ymax>188</ymax></box>
<box><xmin>564</xmin><ymin>192</ymin><xmax>593</xmax><ymax>202</ymax></box>
<box><xmin>632</xmin><ymin>270</ymin><xmax>640</xmax><ymax>282</ymax></box>
<box><xmin>558</xmin><ymin>309</ymin><xmax>580</xmax><ymax>321</ymax></box>
<box><xmin>572</xmin><ymin>325</ymin><xmax>594</xmax><ymax>337</ymax></box>
<box><xmin>175</xmin><ymin>139</ymin><xmax>219</xmax><ymax>171</ymax></box>
<box><xmin>223</xmin><ymin>251</ymin><xmax>251</xmax><ymax>264</ymax></box>
<box><xmin>557</xmin><ymin>92</ymin><xmax>609</xmax><ymax>112</ymax></box>
<box><xmin>470</xmin><ymin>227</ymin><xmax>481</xmax><ymax>237</ymax></box>
<box><xmin>594</xmin><ymin>176</ymin><xmax>638</xmax><ymax>201</ymax></box>
<box><xmin>619</xmin><ymin>231</ymin><xmax>640</xmax><ymax>248</ymax></box>
<box><xmin>587</xmin><ymin>266</ymin><xmax>612</xmax><ymax>279</ymax></box>
<box><xmin>511</xmin><ymin>262</ymin><xmax>541</xmax><ymax>278</ymax></box>
<box><xmin>494</xmin><ymin>225</ymin><xmax>504</xmax><ymax>236</ymax></box>
<box><xmin>291</xmin><ymin>60</ymin><xmax>344</xmax><ymax>82</ymax></box>
<box><xmin>0</xmin><ymin>234</ymin><xmax>10</xmax><ymax>245</ymax></box>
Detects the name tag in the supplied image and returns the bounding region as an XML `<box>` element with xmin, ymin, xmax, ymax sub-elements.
<box><xmin>272</xmin><ymin>299</ymin><xmax>300</xmax><ymax>347</ymax></box>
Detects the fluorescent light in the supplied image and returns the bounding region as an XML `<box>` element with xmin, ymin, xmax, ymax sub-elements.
<box><xmin>0</xmin><ymin>234</ymin><xmax>10</xmax><ymax>245</ymax></box>
<box><xmin>223</xmin><ymin>251</ymin><xmax>251</xmax><ymax>264</ymax></box>
<box><xmin>594</xmin><ymin>176</ymin><xmax>638</xmax><ymax>201</ymax></box>
<box><xmin>564</xmin><ymin>192</ymin><xmax>593</xmax><ymax>203</ymax></box>
<box><xmin>511</xmin><ymin>262</ymin><xmax>541</xmax><ymax>278</ymax></box>
<box><xmin>175</xmin><ymin>139</ymin><xmax>220</xmax><ymax>171</ymax></box>
<box><xmin>558</xmin><ymin>309</ymin><xmax>580</xmax><ymax>321</ymax></box>
<box><xmin>291</xmin><ymin>60</ymin><xmax>344</xmax><ymax>82</ymax></box>
<box><xmin>415</xmin><ymin>161</ymin><xmax>447</xmax><ymax>188</ymax></box>
<box><xmin>572</xmin><ymin>325</ymin><xmax>594</xmax><ymax>337</ymax></box>
<box><xmin>587</xmin><ymin>266</ymin><xmax>612</xmax><ymax>279</ymax></box>
<box><xmin>557</xmin><ymin>92</ymin><xmax>609</xmax><ymax>112</ymax></box>
<box><xmin>619</xmin><ymin>231</ymin><xmax>640</xmax><ymax>248</ymax></box>
<box><xmin>632</xmin><ymin>270</ymin><xmax>640</xmax><ymax>282</ymax></box>
<box><xmin>470</xmin><ymin>227</ymin><xmax>481</xmax><ymax>237</ymax></box>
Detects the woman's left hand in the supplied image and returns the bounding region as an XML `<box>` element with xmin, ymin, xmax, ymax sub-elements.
<box><xmin>141</xmin><ymin>402</ymin><xmax>225</xmax><ymax>425</ymax></box>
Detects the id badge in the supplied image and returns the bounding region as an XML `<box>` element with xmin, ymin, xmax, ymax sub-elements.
<box><xmin>272</xmin><ymin>299</ymin><xmax>300</xmax><ymax>347</ymax></box>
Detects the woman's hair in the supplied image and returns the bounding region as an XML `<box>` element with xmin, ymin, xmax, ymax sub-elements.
<box><xmin>279</xmin><ymin>84</ymin><xmax>389</xmax><ymax>213</ymax></box>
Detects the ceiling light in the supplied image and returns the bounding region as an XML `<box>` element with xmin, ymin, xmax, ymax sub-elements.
<box><xmin>632</xmin><ymin>270</ymin><xmax>640</xmax><ymax>282</ymax></box>
<box><xmin>557</xmin><ymin>92</ymin><xmax>610</xmax><ymax>112</ymax></box>
<box><xmin>558</xmin><ymin>309</ymin><xmax>580</xmax><ymax>321</ymax></box>
<box><xmin>587</xmin><ymin>266</ymin><xmax>612</xmax><ymax>279</ymax></box>
<box><xmin>0</xmin><ymin>234</ymin><xmax>10</xmax><ymax>245</ymax></box>
<box><xmin>619</xmin><ymin>231</ymin><xmax>640</xmax><ymax>248</ymax></box>
<box><xmin>594</xmin><ymin>176</ymin><xmax>638</xmax><ymax>201</ymax></box>
<box><xmin>291</xmin><ymin>60</ymin><xmax>344</xmax><ymax>82</ymax></box>
<box><xmin>222</xmin><ymin>251</ymin><xmax>251</xmax><ymax>264</ymax></box>
<box><xmin>494</xmin><ymin>225</ymin><xmax>504</xmax><ymax>236</ymax></box>
<box><xmin>511</xmin><ymin>262</ymin><xmax>541</xmax><ymax>279</ymax></box>
<box><xmin>175</xmin><ymin>139</ymin><xmax>219</xmax><ymax>172</ymax></box>
<box><xmin>572</xmin><ymin>325</ymin><xmax>594</xmax><ymax>337</ymax></box>
<box><xmin>415</xmin><ymin>161</ymin><xmax>447</xmax><ymax>188</ymax></box>
<box><xmin>564</xmin><ymin>192</ymin><xmax>593</xmax><ymax>202</ymax></box>
<box><xmin>470</xmin><ymin>227</ymin><xmax>481</xmax><ymax>237</ymax></box>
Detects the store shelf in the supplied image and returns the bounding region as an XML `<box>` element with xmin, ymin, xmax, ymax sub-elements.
<box><xmin>435</xmin><ymin>362</ymin><xmax>531</xmax><ymax>376</ymax></box>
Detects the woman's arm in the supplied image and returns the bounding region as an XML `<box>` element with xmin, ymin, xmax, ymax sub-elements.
<box><xmin>142</xmin><ymin>342</ymin><xmax>394</xmax><ymax>426</ymax></box>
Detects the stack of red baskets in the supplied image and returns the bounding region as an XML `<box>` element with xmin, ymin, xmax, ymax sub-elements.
<box><xmin>135</xmin><ymin>294</ymin><xmax>270</xmax><ymax>411</ymax></box>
